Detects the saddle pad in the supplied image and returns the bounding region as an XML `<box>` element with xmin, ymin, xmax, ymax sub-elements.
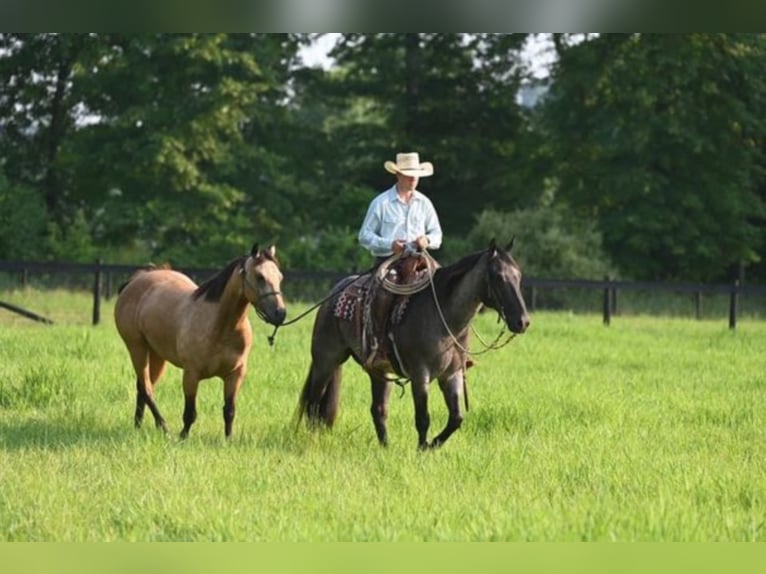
<box><xmin>333</xmin><ymin>290</ymin><xmax>357</xmax><ymax>321</ymax></box>
<box><xmin>333</xmin><ymin>282</ymin><xmax>368</xmax><ymax>322</ymax></box>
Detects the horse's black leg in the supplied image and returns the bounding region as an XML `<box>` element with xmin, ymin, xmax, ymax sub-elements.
<box><xmin>223</xmin><ymin>397</ymin><xmax>235</xmax><ymax>438</ymax></box>
<box><xmin>180</xmin><ymin>372</ymin><xmax>200</xmax><ymax>439</ymax></box>
<box><xmin>180</xmin><ymin>395</ymin><xmax>197</xmax><ymax>439</ymax></box>
<box><xmin>369</xmin><ymin>375</ymin><xmax>393</xmax><ymax>446</ymax></box>
<box><xmin>222</xmin><ymin>369</ymin><xmax>244</xmax><ymax>438</ymax></box>
<box><xmin>411</xmin><ymin>380</ymin><xmax>430</xmax><ymax>450</ymax></box>
<box><xmin>137</xmin><ymin>376</ymin><xmax>167</xmax><ymax>433</ymax></box>
<box><xmin>429</xmin><ymin>372</ymin><xmax>465</xmax><ymax>449</ymax></box>
<box><xmin>134</xmin><ymin>376</ymin><xmax>146</xmax><ymax>428</ymax></box>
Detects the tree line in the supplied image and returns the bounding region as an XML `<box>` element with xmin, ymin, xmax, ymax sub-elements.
<box><xmin>1</xmin><ymin>33</ymin><xmax>764</xmax><ymax>283</ymax></box>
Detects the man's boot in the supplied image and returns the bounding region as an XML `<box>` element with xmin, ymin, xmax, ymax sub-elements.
<box><xmin>364</xmin><ymin>289</ymin><xmax>394</xmax><ymax>371</ymax></box>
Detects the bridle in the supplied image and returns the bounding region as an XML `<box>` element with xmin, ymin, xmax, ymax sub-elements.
<box><xmin>240</xmin><ymin>264</ymin><xmax>281</xmax><ymax>323</ymax></box>
<box><xmin>421</xmin><ymin>250</ymin><xmax>517</xmax><ymax>357</ymax></box>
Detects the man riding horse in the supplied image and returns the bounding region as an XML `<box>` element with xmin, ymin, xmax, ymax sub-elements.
<box><xmin>357</xmin><ymin>152</ymin><xmax>443</xmax><ymax>371</ymax></box>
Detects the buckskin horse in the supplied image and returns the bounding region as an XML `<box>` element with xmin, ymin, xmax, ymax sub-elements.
<box><xmin>297</xmin><ymin>240</ymin><xmax>530</xmax><ymax>449</ymax></box>
<box><xmin>114</xmin><ymin>243</ymin><xmax>286</xmax><ymax>439</ymax></box>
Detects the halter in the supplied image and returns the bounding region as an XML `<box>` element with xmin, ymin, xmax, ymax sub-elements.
<box><xmin>239</xmin><ymin>263</ymin><xmax>282</xmax><ymax>308</ymax></box>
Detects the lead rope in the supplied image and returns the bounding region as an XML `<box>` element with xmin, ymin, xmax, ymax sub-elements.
<box><xmin>265</xmin><ymin>265</ymin><xmax>379</xmax><ymax>347</ymax></box>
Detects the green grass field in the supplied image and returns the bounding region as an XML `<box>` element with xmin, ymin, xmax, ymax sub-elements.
<box><xmin>0</xmin><ymin>289</ymin><xmax>764</xmax><ymax>541</ymax></box>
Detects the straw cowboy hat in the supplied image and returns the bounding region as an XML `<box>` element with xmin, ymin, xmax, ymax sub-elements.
<box><xmin>384</xmin><ymin>152</ymin><xmax>434</xmax><ymax>177</ymax></box>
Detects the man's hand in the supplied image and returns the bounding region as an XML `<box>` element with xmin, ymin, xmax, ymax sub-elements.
<box><xmin>414</xmin><ymin>235</ymin><xmax>429</xmax><ymax>251</ymax></box>
<box><xmin>391</xmin><ymin>239</ymin><xmax>407</xmax><ymax>254</ymax></box>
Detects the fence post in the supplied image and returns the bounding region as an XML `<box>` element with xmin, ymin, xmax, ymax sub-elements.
<box><xmin>92</xmin><ymin>258</ymin><xmax>102</xmax><ymax>326</ymax></box>
<box><xmin>21</xmin><ymin>268</ymin><xmax>28</xmax><ymax>287</ymax></box>
<box><xmin>530</xmin><ymin>285</ymin><xmax>537</xmax><ymax>312</ymax></box>
<box><xmin>729</xmin><ymin>280</ymin><xmax>739</xmax><ymax>330</ymax></box>
<box><xmin>603</xmin><ymin>276</ymin><xmax>611</xmax><ymax>326</ymax></box>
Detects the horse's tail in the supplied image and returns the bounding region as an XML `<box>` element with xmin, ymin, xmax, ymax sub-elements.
<box><xmin>296</xmin><ymin>361</ymin><xmax>342</xmax><ymax>429</ymax></box>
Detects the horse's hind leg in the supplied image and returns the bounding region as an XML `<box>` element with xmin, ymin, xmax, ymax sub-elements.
<box><xmin>136</xmin><ymin>350</ymin><xmax>167</xmax><ymax>427</ymax></box>
<box><xmin>369</xmin><ymin>375</ymin><xmax>393</xmax><ymax>446</ymax></box>
<box><xmin>299</xmin><ymin>357</ymin><xmax>346</xmax><ymax>429</ymax></box>
<box><xmin>429</xmin><ymin>371</ymin><xmax>465</xmax><ymax>449</ymax></box>
<box><xmin>128</xmin><ymin>343</ymin><xmax>167</xmax><ymax>432</ymax></box>
<box><xmin>134</xmin><ymin>376</ymin><xmax>146</xmax><ymax>428</ymax></box>
<box><xmin>140</xmin><ymin>376</ymin><xmax>167</xmax><ymax>432</ymax></box>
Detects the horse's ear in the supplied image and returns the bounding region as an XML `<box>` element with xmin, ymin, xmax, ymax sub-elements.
<box><xmin>488</xmin><ymin>238</ymin><xmax>497</xmax><ymax>251</ymax></box>
<box><xmin>505</xmin><ymin>237</ymin><xmax>515</xmax><ymax>252</ymax></box>
<box><xmin>267</xmin><ymin>244</ymin><xmax>276</xmax><ymax>258</ymax></box>
<box><xmin>250</xmin><ymin>242</ymin><xmax>259</xmax><ymax>257</ymax></box>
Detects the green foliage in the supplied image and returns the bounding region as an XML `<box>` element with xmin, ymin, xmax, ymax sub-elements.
<box><xmin>46</xmin><ymin>210</ymin><xmax>99</xmax><ymax>263</ymax></box>
<box><xmin>468</xmin><ymin>190</ymin><xmax>615</xmax><ymax>280</ymax></box>
<box><xmin>1</xmin><ymin>33</ymin><xmax>765</xmax><ymax>287</ymax></box>
<box><xmin>279</xmin><ymin>225</ymin><xmax>370</xmax><ymax>272</ymax></box>
<box><xmin>543</xmin><ymin>33</ymin><xmax>766</xmax><ymax>281</ymax></box>
<box><xmin>0</xmin><ymin>173</ymin><xmax>47</xmax><ymax>259</ymax></box>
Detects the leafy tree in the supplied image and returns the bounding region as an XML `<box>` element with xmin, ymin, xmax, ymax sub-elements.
<box><xmin>0</xmin><ymin>34</ymin><xmax>309</xmax><ymax>266</ymax></box>
<box><xmin>0</xmin><ymin>33</ymin><xmax>100</xmax><ymax>252</ymax></box>
<box><xmin>543</xmin><ymin>33</ymin><xmax>766</xmax><ymax>281</ymax></box>
<box><xmin>468</xmin><ymin>186</ymin><xmax>614</xmax><ymax>280</ymax></box>
<box><xmin>0</xmin><ymin>172</ymin><xmax>48</xmax><ymax>259</ymax></box>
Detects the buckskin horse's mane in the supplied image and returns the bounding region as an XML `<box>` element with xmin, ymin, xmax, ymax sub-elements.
<box><xmin>193</xmin><ymin>257</ymin><xmax>245</xmax><ymax>302</ymax></box>
<box><xmin>193</xmin><ymin>250</ymin><xmax>280</xmax><ymax>303</ymax></box>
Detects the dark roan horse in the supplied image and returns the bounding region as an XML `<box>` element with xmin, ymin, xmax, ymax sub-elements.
<box><xmin>114</xmin><ymin>243</ymin><xmax>286</xmax><ymax>439</ymax></box>
<box><xmin>297</xmin><ymin>240</ymin><xmax>530</xmax><ymax>449</ymax></box>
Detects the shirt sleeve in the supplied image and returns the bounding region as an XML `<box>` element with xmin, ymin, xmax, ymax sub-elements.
<box><xmin>423</xmin><ymin>197</ymin><xmax>443</xmax><ymax>250</ymax></box>
<box><xmin>358</xmin><ymin>196</ymin><xmax>385</xmax><ymax>254</ymax></box>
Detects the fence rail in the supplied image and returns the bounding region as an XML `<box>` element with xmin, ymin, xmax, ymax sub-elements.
<box><xmin>2</xmin><ymin>259</ymin><xmax>765</xmax><ymax>328</ymax></box>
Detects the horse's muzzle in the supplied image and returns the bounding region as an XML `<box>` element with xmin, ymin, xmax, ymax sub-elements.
<box><xmin>511</xmin><ymin>315</ymin><xmax>530</xmax><ymax>334</ymax></box>
<box><xmin>270</xmin><ymin>307</ymin><xmax>286</xmax><ymax>326</ymax></box>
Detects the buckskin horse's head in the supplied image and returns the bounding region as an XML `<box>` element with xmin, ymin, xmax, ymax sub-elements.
<box><xmin>241</xmin><ymin>243</ymin><xmax>286</xmax><ymax>326</ymax></box>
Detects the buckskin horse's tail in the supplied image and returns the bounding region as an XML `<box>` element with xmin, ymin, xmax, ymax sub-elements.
<box><xmin>296</xmin><ymin>361</ymin><xmax>342</xmax><ymax>429</ymax></box>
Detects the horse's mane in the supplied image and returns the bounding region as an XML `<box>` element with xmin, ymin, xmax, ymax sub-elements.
<box><xmin>431</xmin><ymin>248</ymin><xmax>488</xmax><ymax>298</ymax></box>
<box><xmin>192</xmin><ymin>249</ymin><xmax>280</xmax><ymax>303</ymax></box>
<box><xmin>193</xmin><ymin>257</ymin><xmax>246</xmax><ymax>302</ymax></box>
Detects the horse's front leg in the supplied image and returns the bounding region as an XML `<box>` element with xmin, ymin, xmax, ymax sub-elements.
<box><xmin>410</xmin><ymin>379</ymin><xmax>431</xmax><ymax>450</ymax></box>
<box><xmin>369</xmin><ymin>374</ymin><xmax>393</xmax><ymax>446</ymax></box>
<box><xmin>222</xmin><ymin>367</ymin><xmax>245</xmax><ymax>438</ymax></box>
<box><xmin>429</xmin><ymin>370</ymin><xmax>465</xmax><ymax>449</ymax></box>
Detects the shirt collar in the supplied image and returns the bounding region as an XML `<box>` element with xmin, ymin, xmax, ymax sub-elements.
<box><xmin>386</xmin><ymin>185</ymin><xmax>422</xmax><ymax>204</ymax></box>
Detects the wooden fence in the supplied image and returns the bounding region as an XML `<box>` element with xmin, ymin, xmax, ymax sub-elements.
<box><xmin>1</xmin><ymin>259</ymin><xmax>765</xmax><ymax>329</ymax></box>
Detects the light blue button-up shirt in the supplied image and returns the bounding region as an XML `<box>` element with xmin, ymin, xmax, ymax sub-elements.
<box><xmin>358</xmin><ymin>185</ymin><xmax>443</xmax><ymax>257</ymax></box>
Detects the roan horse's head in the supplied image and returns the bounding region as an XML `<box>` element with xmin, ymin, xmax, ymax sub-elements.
<box><xmin>241</xmin><ymin>243</ymin><xmax>286</xmax><ymax>326</ymax></box>
<box><xmin>481</xmin><ymin>239</ymin><xmax>530</xmax><ymax>334</ymax></box>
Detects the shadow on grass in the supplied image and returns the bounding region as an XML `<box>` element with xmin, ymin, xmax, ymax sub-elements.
<box><xmin>0</xmin><ymin>413</ymin><xmax>131</xmax><ymax>451</ymax></box>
